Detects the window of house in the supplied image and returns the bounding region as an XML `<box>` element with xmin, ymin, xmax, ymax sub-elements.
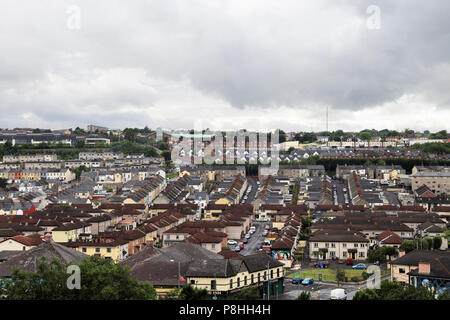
<box><xmin>399</xmin><ymin>268</ymin><xmax>405</xmax><ymax>274</ymax></box>
<box><xmin>107</xmin><ymin>248</ymin><xmax>111</xmax><ymax>253</ymax></box>
<box><xmin>230</xmin><ymin>279</ymin><xmax>233</xmax><ymax>289</ymax></box>
<box><xmin>343</xmin><ymin>252</ymin><xmax>347</xmax><ymax>257</ymax></box>
<box><xmin>211</xmin><ymin>280</ymin><xmax>217</xmax><ymax>290</ymax></box>
<box><xmin>82</xmin><ymin>248</ymin><xmax>87</xmax><ymax>252</ymax></box>
<box><xmin>277</xmin><ymin>269</ymin><xmax>280</xmax><ymax>277</ymax></box>
<box><xmin>354</xmin><ymin>243</ymin><xmax>358</xmax><ymax>248</ymax></box>
<box><xmin>264</xmin><ymin>272</ymin><xmax>267</xmax><ymax>281</ymax></box>
<box><xmin>270</xmin><ymin>270</ymin><xmax>273</xmax><ymax>279</ymax></box>
<box><xmin>251</xmin><ymin>274</ymin><xmax>254</xmax><ymax>284</ymax></box>
<box><xmin>325</xmin><ymin>243</ymin><xmax>329</xmax><ymax>248</ymax></box>
<box><xmin>359</xmin><ymin>252</ymin><xmax>365</xmax><ymax>258</ymax></box>
<box><xmin>212</xmin><ymin>244</ymin><xmax>215</xmax><ymax>249</ymax></box>
<box><xmin>244</xmin><ymin>276</ymin><xmax>247</xmax><ymax>286</ymax></box>
<box><xmin>237</xmin><ymin>277</ymin><xmax>240</xmax><ymax>287</ymax></box>
<box><xmin>314</xmin><ymin>243</ymin><xmax>318</xmax><ymax>248</ymax></box>
<box><xmin>191</xmin><ymin>280</ymin><xmax>195</xmax><ymax>285</ymax></box>
<box><xmin>331</xmin><ymin>243</ymin><xmax>336</xmax><ymax>248</ymax></box>
<box><xmin>95</xmin><ymin>248</ymin><xmax>100</xmax><ymax>253</ymax></box>
<box><xmin>342</xmin><ymin>243</ymin><xmax>347</xmax><ymax>247</ymax></box>
<box><xmin>258</xmin><ymin>273</ymin><xmax>260</xmax><ymax>282</ymax></box>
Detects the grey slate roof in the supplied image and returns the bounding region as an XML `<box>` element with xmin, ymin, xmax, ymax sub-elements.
<box><xmin>0</xmin><ymin>241</ymin><xmax>89</xmax><ymax>277</ymax></box>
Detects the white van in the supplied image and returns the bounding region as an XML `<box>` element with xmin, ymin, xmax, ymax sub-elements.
<box><xmin>330</xmin><ymin>288</ymin><xmax>347</xmax><ymax>300</ymax></box>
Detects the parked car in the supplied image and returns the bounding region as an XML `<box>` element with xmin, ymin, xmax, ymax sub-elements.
<box><xmin>330</xmin><ymin>288</ymin><xmax>347</xmax><ymax>300</ymax></box>
<box><xmin>227</xmin><ymin>240</ymin><xmax>237</xmax><ymax>246</ymax></box>
<box><xmin>301</xmin><ymin>278</ymin><xmax>314</xmax><ymax>286</ymax></box>
<box><xmin>262</xmin><ymin>230</ymin><xmax>268</xmax><ymax>236</ymax></box>
<box><xmin>238</xmin><ymin>242</ymin><xmax>244</xmax><ymax>249</ymax></box>
<box><xmin>264</xmin><ymin>225</ymin><xmax>270</xmax><ymax>231</ymax></box>
<box><xmin>250</xmin><ymin>226</ymin><xmax>256</xmax><ymax>232</ymax></box>
<box><xmin>291</xmin><ymin>277</ymin><xmax>304</xmax><ymax>285</ymax></box>
<box><xmin>352</xmin><ymin>263</ymin><xmax>367</xmax><ymax>270</ymax></box>
<box><xmin>245</xmin><ymin>233</ymin><xmax>251</xmax><ymax>239</ymax></box>
<box><xmin>346</xmin><ymin>258</ymin><xmax>354</xmax><ymax>265</ymax></box>
<box><xmin>313</xmin><ymin>260</ymin><xmax>329</xmax><ymax>268</ymax></box>
<box><xmin>242</xmin><ymin>238</ymin><xmax>248</xmax><ymax>244</ymax></box>
<box><xmin>234</xmin><ymin>246</ymin><xmax>241</xmax><ymax>252</ymax></box>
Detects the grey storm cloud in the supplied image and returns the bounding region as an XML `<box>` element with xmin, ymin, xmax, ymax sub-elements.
<box><xmin>0</xmin><ymin>0</ymin><xmax>449</xmax><ymax>131</ymax></box>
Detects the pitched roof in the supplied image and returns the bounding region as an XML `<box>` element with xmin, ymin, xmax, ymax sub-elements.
<box><xmin>0</xmin><ymin>241</ymin><xmax>89</xmax><ymax>277</ymax></box>
<box><xmin>391</xmin><ymin>250</ymin><xmax>450</xmax><ymax>267</ymax></box>
<box><xmin>7</xmin><ymin>234</ymin><xmax>43</xmax><ymax>246</ymax></box>
<box><xmin>376</xmin><ymin>230</ymin><xmax>403</xmax><ymax>244</ymax></box>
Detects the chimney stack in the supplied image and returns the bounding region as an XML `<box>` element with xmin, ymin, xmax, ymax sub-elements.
<box><xmin>418</xmin><ymin>261</ymin><xmax>431</xmax><ymax>274</ymax></box>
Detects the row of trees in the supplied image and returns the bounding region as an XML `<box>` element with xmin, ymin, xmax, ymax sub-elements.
<box><xmin>411</xmin><ymin>142</ymin><xmax>450</xmax><ymax>155</ymax></box>
<box><xmin>353</xmin><ymin>280</ymin><xmax>449</xmax><ymax>300</ymax></box>
<box><xmin>0</xmin><ymin>256</ymin><xmax>265</xmax><ymax>300</ymax></box>
<box><xmin>399</xmin><ymin>237</ymin><xmax>443</xmax><ymax>253</ymax></box>
<box><xmin>0</xmin><ymin>257</ymin><xmax>157</xmax><ymax>300</ymax></box>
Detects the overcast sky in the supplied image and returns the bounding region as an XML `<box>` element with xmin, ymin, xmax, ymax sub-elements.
<box><xmin>1</xmin><ymin>0</ymin><xmax>450</xmax><ymax>132</ymax></box>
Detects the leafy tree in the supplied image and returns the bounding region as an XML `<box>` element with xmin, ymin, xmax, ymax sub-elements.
<box><xmin>359</xmin><ymin>132</ymin><xmax>372</xmax><ymax>142</ymax></box>
<box><xmin>75</xmin><ymin>140</ymin><xmax>85</xmax><ymax>149</ymax></box>
<box><xmin>0</xmin><ymin>256</ymin><xmax>157</xmax><ymax>300</ymax></box>
<box><xmin>353</xmin><ymin>280</ymin><xmax>435</xmax><ymax>300</ymax></box>
<box><xmin>276</xmin><ymin>129</ymin><xmax>286</xmax><ymax>143</ymax></box>
<box><xmin>399</xmin><ymin>240</ymin><xmax>416</xmax><ymax>253</ymax></box>
<box><xmin>179</xmin><ymin>285</ymin><xmax>208</xmax><ymax>300</ymax></box>
<box><xmin>157</xmin><ymin>141</ymin><xmax>169</xmax><ymax>151</ymax></box>
<box><xmin>123</xmin><ymin>128</ymin><xmax>139</xmax><ymax>142</ymax></box>
<box><xmin>429</xmin><ymin>130</ymin><xmax>448</xmax><ymax>139</ymax></box>
<box><xmin>433</xmin><ymin>236</ymin><xmax>442</xmax><ymax>249</ymax></box>
<box><xmin>73</xmin><ymin>165</ymin><xmax>91</xmax><ymax>180</ymax></box>
<box><xmin>161</xmin><ymin>150</ymin><xmax>172</xmax><ymax>161</ymax></box>
<box><xmin>0</xmin><ymin>178</ymin><xmax>7</xmax><ymax>188</ymax></box>
<box><xmin>437</xmin><ymin>290</ymin><xmax>450</xmax><ymax>300</ymax></box>
<box><xmin>73</xmin><ymin>127</ymin><xmax>86</xmax><ymax>135</ymax></box>
<box><xmin>294</xmin><ymin>132</ymin><xmax>317</xmax><ymax>143</ymax></box>
<box><xmin>295</xmin><ymin>291</ymin><xmax>312</xmax><ymax>300</ymax></box>
<box><xmin>234</xmin><ymin>287</ymin><xmax>260</xmax><ymax>300</ymax></box>
<box><xmin>336</xmin><ymin>269</ymin><xmax>346</xmax><ymax>286</ymax></box>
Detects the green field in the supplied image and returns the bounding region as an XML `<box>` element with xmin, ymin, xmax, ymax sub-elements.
<box><xmin>288</xmin><ymin>268</ymin><xmax>389</xmax><ymax>282</ymax></box>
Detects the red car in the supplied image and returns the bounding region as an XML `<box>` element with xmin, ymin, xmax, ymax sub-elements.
<box><xmin>346</xmin><ymin>258</ymin><xmax>354</xmax><ymax>265</ymax></box>
<box><xmin>238</xmin><ymin>242</ymin><xmax>245</xmax><ymax>249</ymax></box>
<box><xmin>264</xmin><ymin>225</ymin><xmax>270</xmax><ymax>231</ymax></box>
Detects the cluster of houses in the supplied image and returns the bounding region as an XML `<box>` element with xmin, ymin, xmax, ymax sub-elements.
<box><xmin>1</xmin><ymin>150</ymin><xmax>450</xmax><ymax>299</ymax></box>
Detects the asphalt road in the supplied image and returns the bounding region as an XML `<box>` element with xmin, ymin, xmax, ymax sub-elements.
<box><xmin>279</xmin><ymin>274</ymin><xmax>390</xmax><ymax>300</ymax></box>
<box><xmin>240</xmin><ymin>221</ymin><xmax>266</xmax><ymax>255</ymax></box>
<box><xmin>242</xmin><ymin>177</ymin><xmax>259</xmax><ymax>204</ymax></box>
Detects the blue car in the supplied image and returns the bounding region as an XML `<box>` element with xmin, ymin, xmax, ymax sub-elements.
<box><xmin>301</xmin><ymin>278</ymin><xmax>314</xmax><ymax>285</ymax></box>
<box><xmin>352</xmin><ymin>263</ymin><xmax>367</xmax><ymax>270</ymax></box>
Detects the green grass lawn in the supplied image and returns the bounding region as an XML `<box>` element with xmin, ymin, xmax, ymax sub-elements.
<box><xmin>288</xmin><ymin>268</ymin><xmax>389</xmax><ymax>282</ymax></box>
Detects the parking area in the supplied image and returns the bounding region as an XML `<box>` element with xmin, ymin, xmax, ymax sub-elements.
<box><xmin>241</xmin><ymin>177</ymin><xmax>260</xmax><ymax>204</ymax></box>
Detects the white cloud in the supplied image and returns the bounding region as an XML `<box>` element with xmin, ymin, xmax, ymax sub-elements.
<box><xmin>0</xmin><ymin>0</ymin><xmax>449</xmax><ymax>131</ymax></box>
